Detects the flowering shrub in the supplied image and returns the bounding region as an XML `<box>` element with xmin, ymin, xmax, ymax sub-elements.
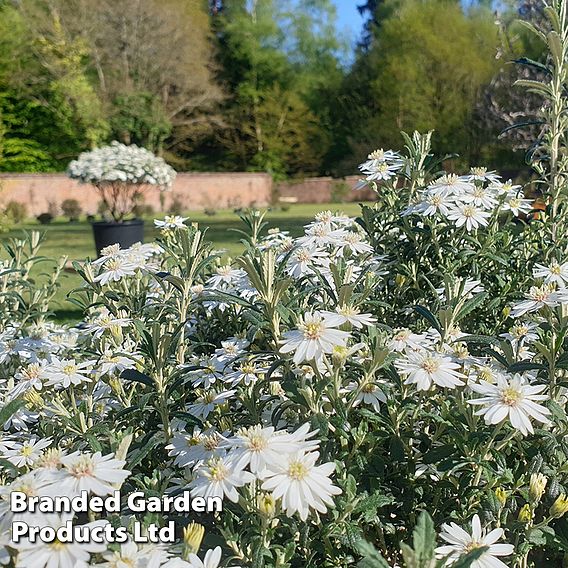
<box><xmin>67</xmin><ymin>141</ymin><xmax>176</xmax><ymax>222</ymax></box>
<box><xmin>3</xmin><ymin>4</ymin><xmax>568</xmax><ymax>567</ymax></box>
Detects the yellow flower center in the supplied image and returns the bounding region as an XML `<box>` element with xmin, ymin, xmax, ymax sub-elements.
<box><xmin>303</xmin><ymin>322</ymin><xmax>323</xmax><ymax>340</ymax></box>
<box><xmin>247</xmin><ymin>433</ymin><xmax>268</xmax><ymax>452</ymax></box>
<box><xmin>421</xmin><ymin>357</ymin><xmax>440</xmax><ymax>374</ymax></box>
<box><xmin>462</xmin><ymin>205</ymin><xmax>476</xmax><ymax>218</ymax></box>
<box><xmin>288</xmin><ymin>461</ymin><xmax>309</xmax><ymax>480</ymax></box>
<box><xmin>69</xmin><ymin>456</ymin><xmax>95</xmax><ymax>477</ymax></box>
<box><xmin>202</xmin><ymin>435</ymin><xmax>219</xmax><ymax>451</ymax></box>
<box><xmin>21</xmin><ymin>444</ymin><xmax>34</xmax><ymax>458</ymax></box>
<box><xmin>241</xmin><ymin>363</ymin><xmax>256</xmax><ymax>374</ymax></box>
<box><xmin>464</xmin><ymin>541</ymin><xmax>482</xmax><ymax>553</ymax></box>
<box><xmin>209</xmin><ymin>463</ymin><xmax>228</xmax><ymax>481</ymax></box>
<box><xmin>368</xmin><ymin>149</ymin><xmax>385</xmax><ymax>160</ymax></box>
<box><xmin>63</xmin><ymin>364</ymin><xmax>77</xmax><ymax>375</ymax></box>
<box><xmin>471</xmin><ymin>167</ymin><xmax>487</xmax><ymax>176</ymax></box>
<box><xmin>500</xmin><ymin>387</ymin><xmax>522</xmax><ymax>406</ymax></box>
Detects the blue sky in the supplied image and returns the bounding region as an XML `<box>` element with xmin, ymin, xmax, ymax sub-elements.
<box><xmin>333</xmin><ymin>0</ymin><xmax>364</xmax><ymax>40</ymax></box>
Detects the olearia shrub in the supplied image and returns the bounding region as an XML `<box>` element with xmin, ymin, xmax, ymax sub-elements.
<box><xmin>3</xmin><ymin>2</ymin><xmax>568</xmax><ymax>567</ymax></box>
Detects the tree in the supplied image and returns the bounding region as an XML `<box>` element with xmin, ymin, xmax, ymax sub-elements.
<box><xmin>331</xmin><ymin>0</ymin><xmax>501</xmax><ymax>173</ymax></box>
<box><xmin>210</xmin><ymin>0</ymin><xmax>344</xmax><ymax>176</ymax></box>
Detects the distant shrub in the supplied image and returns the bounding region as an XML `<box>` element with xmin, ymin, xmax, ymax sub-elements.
<box><xmin>47</xmin><ymin>200</ymin><xmax>59</xmax><ymax>218</ymax></box>
<box><xmin>36</xmin><ymin>212</ymin><xmax>53</xmax><ymax>225</ymax></box>
<box><xmin>133</xmin><ymin>203</ymin><xmax>156</xmax><ymax>217</ymax></box>
<box><xmin>204</xmin><ymin>208</ymin><xmax>217</xmax><ymax>216</ymax></box>
<box><xmin>61</xmin><ymin>199</ymin><xmax>82</xmax><ymax>222</ymax></box>
<box><xmin>4</xmin><ymin>201</ymin><xmax>27</xmax><ymax>223</ymax></box>
<box><xmin>330</xmin><ymin>180</ymin><xmax>350</xmax><ymax>203</ymax></box>
<box><xmin>168</xmin><ymin>195</ymin><xmax>184</xmax><ymax>216</ymax></box>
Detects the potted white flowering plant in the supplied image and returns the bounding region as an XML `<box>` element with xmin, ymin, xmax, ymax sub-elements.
<box><xmin>67</xmin><ymin>141</ymin><xmax>176</xmax><ymax>255</ymax></box>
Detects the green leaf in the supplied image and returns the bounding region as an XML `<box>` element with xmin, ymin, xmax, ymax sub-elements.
<box><xmin>459</xmin><ymin>334</ymin><xmax>500</xmax><ymax>346</ymax></box>
<box><xmin>120</xmin><ymin>369</ymin><xmax>153</xmax><ymax>386</ymax></box>
<box><xmin>412</xmin><ymin>511</ymin><xmax>436</xmax><ymax>564</ymax></box>
<box><xmin>455</xmin><ymin>292</ymin><xmax>487</xmax><ymax>321</ymax></box>
<box><xmin>414</xmin><ymin>305</ymin><xmax>441</xmax><ymax>331</ymax></box>
<box><xmin>357</xmin><ymin>540</ymin><xmax>390</xmax><ymax>568</ymax></box>
<box><xmin>0</xmin><ymin>397</ymin><xmax>25</xmax><ymax>426</ymax></box>
<box><xmin>451</xmin><ymin>547</ymin><xmax>489</xmax><ymax>568</ymax></box>
<box><xmin>508</xmin><ymin>361</ymin><xmax>546</xmax><ymax>373</ymax></box>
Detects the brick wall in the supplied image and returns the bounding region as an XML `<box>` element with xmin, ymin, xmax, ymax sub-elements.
<box><xmin>0</xmin><ymin>173</ymin><xmax>273</xmax><ymax>216</ymax></box>
<box><xmin>275</xmin><ymin>176</ymin><xmax>375</xmax><ymax>204</ymax></box>
<box><xmin>0</xmin><ymin>172</ymin><xmax>375</xmax><ymax>216</ymax></box>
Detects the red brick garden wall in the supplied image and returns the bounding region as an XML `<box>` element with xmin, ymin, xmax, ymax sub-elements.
<box><xmin>275</xmin><ymin>176</ymin><xmax>375</xmax><ymax>204</ymax></box>
<box><xmin>0</xmin><ymin>173</ymin><xmax>374</xmax><ymax>216</ymax></box>
<box><xmin>0</xmin><ymin>173</ymin><xmax>273</xmax><ymax>216</ymax></box>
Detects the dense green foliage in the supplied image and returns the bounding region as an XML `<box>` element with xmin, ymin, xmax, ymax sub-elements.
<box><xmin>0</xmin><ymin>0</ymin><xmax>542</xmax><ymax>176</ymax></box>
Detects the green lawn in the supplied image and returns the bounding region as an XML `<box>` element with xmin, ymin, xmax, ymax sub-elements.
<box><xmin>1</xmin><ymin>203</ymin><xmax>370</xmax><ymax>319</ymax></box>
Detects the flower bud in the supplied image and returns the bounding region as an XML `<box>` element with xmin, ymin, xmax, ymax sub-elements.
<box><xmin>502</xmin><ymin>306</ymin><xmax>511</xmax><ymax>319</ymax></box>
<box><xmin>23</xmin><ymin>390</ymin><xmax>44</xmax><ymax>410</ymax></box>
<box><xmin>518</xmin><ymin>504</ymin><xmax>532</xmax><ymax>523</ymax></box>
<box><xmin>183</xmin><ymin>522</ymin><xmax>205</xmax><ymax>555</ymax></box>
<box><xmin>495</xmin><ymin>487</ymin><xmax>507</xmax><ymax>507</ymax></box>
<box><xmin>257</xmin><ymin>492</ymin><xmax>276</xmax><ymax>517</ymax></box>
<box><xmin>529</xmin><ymin>473</ymin><xmax>547</xmax><ymax>504</ymax></box>
<box><xmin>550</xmin><ymin>494</ymin><xmax>568</xmax><ymax>519</ymax></box>
<box><xmin>395</xmin><ymin>274</ymin><xmax>407</xmax><ymax>287</ymax></box>
<box><xmin>332</xmin><ymin>345</ymin><xmax>348</xmax><ymax>365</ymax></box>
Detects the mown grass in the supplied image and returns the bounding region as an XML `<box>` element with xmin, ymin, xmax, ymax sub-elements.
<box><xmin>0</xmin><ymin>202</ymin><xmax>371</xmax><ymax>320</ymax></box>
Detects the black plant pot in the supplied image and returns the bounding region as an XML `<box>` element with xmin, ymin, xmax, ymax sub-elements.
<box><xmin>92</xmin><ymin>219</ymin><xmax>144</xmax><ymax>257</ymax></box>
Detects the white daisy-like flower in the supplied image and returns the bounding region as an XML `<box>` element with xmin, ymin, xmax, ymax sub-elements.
<box><xmin>163</xmin><ymin>547</ymin><xmax>232</xmax><ymax>568</ymax></box>
<box><xmin>499</xmin><ymin>322</ymin><xmax>539</xmax><ymax>348</ymax></box>
<box><xmin>428</xmin><ymin>174</ymin><xmax>474</xmax><ymax>197</ymax></box>
<box><xmin>189</xmin><ymin>455</ymin><xmax>254</xmax><ymax>503</ymax></box>
<box><xmin>186</xmin><ymin>390</ymin><xmax>235</xmax><ymax>420</ymax></box>
<box><xmin>321</xmin><ymin>306</ymin><xmax>376</xmax><ymax>329</ymax></box>
<box><xmin>154</xmin><ymin>215</ymin><xmax>188</xmax><ymax>229</ymax></box>
<box><xmin>86</xmin><ymin>308</ymin><xmax>131</xmax><ymax>337</ymax></box>
<box><xmin>297</xmin><ymin>223</ymin><xmax>347</xmax><ymax>249</ymax></box>
<box><xmin>446</xmin><ymin>204</ymin><xmax>491</xmax><ymax>231</ymax></box>
<box><xmin>57</xmin><ymin>451</ymin><xmax>130</xmax><ymax>497</ymax></box>
<box><xmin>388</xmin><ymin>329</ymin><xmax>430</xmax><ymax>352</ymax></box>
<box><xmin>461</xmin><ymin>185</ymin><xmax>498</xmax><ymax>209</ymax></box>
<box><xmin>468</xmin><ymin>374</ymin><xmax>551</xmax><ymax>435</ymax></box>
<box><xmin>12</xmin><ymin>513</ymin><xmax>108</xmax><ymax>568</ymax></box>
<box><xmin>533</xmin><ymin>261</ymin><xmax>568</xmax><ymax>288</ymax></box>
<box><xmin>94</xmin><ymin>257</ymin><xmax>138</xmax><ymax>284</ymax></box>
<box><xmin>280</xmin><ymin>311</ymin><xmax>350</xmax><ymax>364</ymax></box>
<box><xmin>227</xmin><ymin>423</ymin><xmax>319</xmax><ymax>475</ymax></box>
<box><xmin>166</xmin><ymin>428</ymin><xmax>224</xmax><ymax>469</ymax></box>
<box><xmin>213</xmin><ymin>338</ymin><xmax>250</xmax><ymax>364</ymax></box>
<box><xmin>9</xmin><ymin>362</ymin><xmax>48</xmax><ymax>399</ymax></box>
<box><xmin>395</xmin><ymin>350</ymin><xmax>466</xmax><ymax>391</ymax></box>
<box><xmin>435</xmin><ymin>514</ymin><xmax>513</xmax><ymax>567</ymax></box>
<box><xmin>502</xmin><ymin>194</ymin><xmax>533</xmax><ymax>216</ymax></box>
<box><xmin>335</xmin><ymin>231</ymin><xmax>373</xmax><ymax>256</ymax></box>
<box><xmin>97</xmin><ymin>352</ymin><xmax>135</xmax><ymax>376</ymax></box>
<box><xmin>100</xmin><ymin>540</ymin><xmax>148</xmax><ymax>568</ymax></box>
<box><xmin>466</xmin><ymin>167</ymin><xmax>501</xmax><ymax>184</ymax></box>
<box><xmin>206</xmin><ymin>266</ymin><xmax>246</xmax><ymax>289</ymax></box>
<box><xmin>92</xmin><ymin>243</ymin><xmax>122</xmax><ymax>266</ymax></box>
<box><xmin>2</xmin><ymin>437</ymin><xmax>51</xmax><ymax>468</ymax></box>
<box><xmin>414</xmin><ymin>192</ymin><xmax>455</xmax><ymax>217</ymax></box>
<box><xmin>344</xmin><ymin>382</ymin><xmax>387</xmax><ymax>411</ymax></box>
<box><xmin>510</xmin><ymin>284</ymin><xmax>560</xmax><ymax>317</ymax></box>
<box><xmin>43</xmin><ymin>357</ymin><xmax>93</xmax><ymax>388</ymax></box>
<box><xmin>260</xmin><ymin>451</ymin><xmax>342</xmax><ymax>521</ymax></box>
